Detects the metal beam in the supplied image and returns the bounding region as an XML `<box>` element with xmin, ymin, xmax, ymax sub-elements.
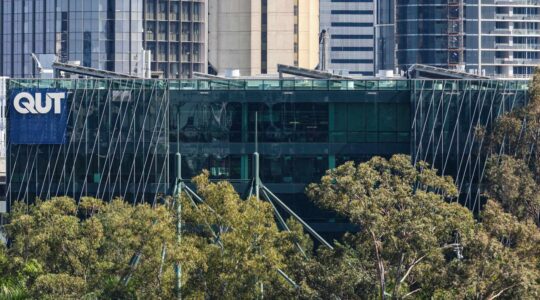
<box><xmin>407</xmin><ymin>64</ymin><xmax>489</xmax><ymax>80</ymax></box>
<box><xmin>53</xmin><ymin>62</ymin><xmax>143</xmax><ymax>79</ymax></box>
<box><xmin>277</xmin><ymin>64</ymin><xmax>354</xmax><ymax>80</ymax></box>
<box><xmin>261</xmin><ymin>185</ymin><xmax>333</xmax><ymax>250</ymax></box>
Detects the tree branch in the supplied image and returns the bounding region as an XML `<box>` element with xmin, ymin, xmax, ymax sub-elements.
<box><xmin>402</xmin><ymin>288</ymin><xmax>421</xmax><ymax>298</ymax></box>
<box><xmin>487</xmin><ymin>284</ymin><xmax>518</xmax><ymax>300</ymax></box>
<box><xmin>370</xmin><ymin>229</ymin><xmax>386</xmax><ymax>300</ymax></box>
<box><xmin>399</xmin><ymin>255</ymin><xmax>426</xmax><ymax>284</ymax></box>
<box><xmin>392</xmin><ymin>253</ymin><xmax>405</xmax><ymax>298</ymax></box>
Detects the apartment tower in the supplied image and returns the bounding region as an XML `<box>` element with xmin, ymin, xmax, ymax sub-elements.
<box><xmin>395</xmin><ymin>0</ymin><xmax>540</xmax><ymax>78</ymax></box>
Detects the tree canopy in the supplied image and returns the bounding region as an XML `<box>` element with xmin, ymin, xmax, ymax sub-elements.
<box><xmin>0</xmin><ymin>155</ymin><xmax>538</xmax><ymax>299</ymax></box>
<box><xmin>305</xmin><ymin>154</ymin><xmax>539</xmax><ymax>299</ymax></box>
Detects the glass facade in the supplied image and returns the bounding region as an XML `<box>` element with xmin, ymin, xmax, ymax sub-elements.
<box><xmin>0</xmin><ymin>0</ymin><xmax>144</xmax><ymax>78</ymax></box>
<box><xmin>3</xmin><ymin>78</ymin><xmax>529</xmax><ymax>230</ymax></box>
<box><xmin>396</xmin><ymin>0</ymin><xmax>462</xmax><ymax>68</ymax></box>
<box><xmin>0</xmin><ymin>0</ymin><xmax>207</xmax><ymax>79</ymax></box>
<box><xmin>411</xmin><ymin>80</ymin><xmax>528</xmax><ymax>213</ymax></box>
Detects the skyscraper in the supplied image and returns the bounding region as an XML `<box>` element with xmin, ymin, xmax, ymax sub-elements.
<box><xmin>395</xmin><ymin>0</ymin><xmax>540</xmax><ymax>78</ymax></box>
<box><xmin>319</xmin><ymin>0</ymin><xmax>375</xmax><ymax>76</ymax></box>
<box><xmin>0</xmin><ymin>0</ymin><xmax>207</xmax><ymax>78</ymax></box>
<box><xmin>143</xmin><ymin>0</ymin><xmax>207</xmax><ymax>78</ymax></box>
<box><xmin>208</xmin><ymin>0</ymin><xmax>319</xmax><ymax>76</ymax></box>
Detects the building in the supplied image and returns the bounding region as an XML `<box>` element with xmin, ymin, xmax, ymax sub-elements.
<box><xmin>208</xmin><ymin>0</ymin><xmax>319</xmax><ymax>76</ymax></box>
<box><xmin>1</xmin><ymin>77</ymin><xmax>529</xmax><ymax>233</ymax></box>
<box><xmin>395</xmin><ymin>0</ymin><xmax>540</xmax><ymax>78</ymax></box>
<box><xmin>319</xmin><ymin>0</ymin><xmax>376</xmax><ymax>76</ymax></box>
<box><xmin>143</xmin><ymin>0</ymin><xmax>207</xmax><ymax>78</ymax></box>
<box><xmin>375</xmin><ymin>0</ymin><xmax>396</xmax><ymax>73</ymax></box>
<box><xmin>0</xmin><ymin>0</ymin><xmax>207</xmax><ymax>78</ymax></box>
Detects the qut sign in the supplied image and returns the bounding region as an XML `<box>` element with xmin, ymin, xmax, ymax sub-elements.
<box><xmin>10</xmin><ymin>89</ymin><xmax>68</xmax><ymax>145</ymax></box>
<box><xmin>13</xmin><ymin>91</ymin><xmax>65</xmax><ymax>115</ymax></box>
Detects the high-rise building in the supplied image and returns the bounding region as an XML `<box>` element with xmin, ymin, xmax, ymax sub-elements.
<box><xmin>0</xmin><ymin>0</ymin><xmax>207</xmax><ymax>78</ymax></box>
<box><xmin>319</xmin><ymin>0</ymin><xmax>375</xmax><ymax>76</ymax></box>
<box><xmin>395</xmin><ymin>0</ymin><xmax>540</xmax><ymax>78</ymax></box>
<box><xmin>208</xmin><ymin>0</ymin><xmax>319</xmax><ymax>76</ymax></box>
<box><xmin>143</xmin><ymin>0</ymin><xmax>207</xmax><ymax>78</ymax></box>
<box><xmin>375</xmin><ymin>0</ymin><xmax>396</xmax><ymax>73</ymax></box>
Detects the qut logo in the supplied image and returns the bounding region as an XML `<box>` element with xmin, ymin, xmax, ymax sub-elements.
<box><xmin>13</xmin><ymin>91</ymin><xmax>65</xmax><ymax>114</ymax></box>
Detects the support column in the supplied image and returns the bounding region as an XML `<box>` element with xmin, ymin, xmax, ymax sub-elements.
<box><xmin>241</xmin><ymin>155</ymin><xmax>249</xmax><ymax>180</ymax></box>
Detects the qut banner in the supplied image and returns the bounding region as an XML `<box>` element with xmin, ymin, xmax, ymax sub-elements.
<box><xmin>9</xmin><ymin>89</ymin><xmax>68</xmax><ymax>145</ymax></box>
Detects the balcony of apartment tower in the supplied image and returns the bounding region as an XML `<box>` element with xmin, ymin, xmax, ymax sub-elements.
<box><xmin>495</xmin><ymin>0</ymin><xmax>540</xmax><ymax>4</ymax></box>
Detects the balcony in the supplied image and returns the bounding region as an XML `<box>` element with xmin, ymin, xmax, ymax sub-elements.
<box><xmin>492</xmin><ymin>28</ymin><xmax>540</xmax><ymax>35</ymax></box>
<box><xmin>495</xmin><ymin>13</ymin><xmax>540</xmax><ymax>21</ymax></box>
<box><xmin>513</xmin><ymin>29</ymin><xmax>540</xmax><ymax>35</ymax></box>
<box><xmin>493</xmin><ymin>58</ymin><xmax>540</xmax><ymax>64</ymax></box>
<box><xmin>495</xmin><ymin>0</ymin><xmax>540</xmax><ymax>5</ymax></box>
<box><xmin>494</xmin><ymin>43</ymin><xmax>540</xmax><ymax>50</ymax></box>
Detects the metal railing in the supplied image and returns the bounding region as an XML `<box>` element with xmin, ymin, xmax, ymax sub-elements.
<box><xmin>6</xmin><ymin>79</ymin><xmax>531</xmax><ymax>92</ymax></box>
<box><xmin>494</xmin><ymin>43</ymin><xmax>540</xmax><ymax>50</ymax></box>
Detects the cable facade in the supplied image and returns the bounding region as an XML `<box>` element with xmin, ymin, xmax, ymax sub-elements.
<box><xmin>3</xmin><ymin>78</ymin><xmax>530</xmax><ymax>229</ymax></box>
<box><xmin>412</xmin><ymin>80</ymin><xmax>528</xmax><ymax>212</ymax></box>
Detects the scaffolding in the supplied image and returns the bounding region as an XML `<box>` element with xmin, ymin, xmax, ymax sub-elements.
<box><xmin>448</xmin><ymin>0</ymin><xmax>465</xmax><ymax>69</ymax></box>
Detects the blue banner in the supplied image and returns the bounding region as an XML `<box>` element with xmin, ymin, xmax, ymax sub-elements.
<box><xmin>9</xmin><ymin>89</ymin><xmax>68</xmax><ymax>145</ymax></box>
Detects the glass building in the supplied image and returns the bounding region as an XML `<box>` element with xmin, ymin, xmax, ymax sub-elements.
<box><xmin>396</xmin><ymin>0</ymin><xmax>464</xmax><ymax>70</ymax></box>
<box><xmin>2</xmin><ymin>78</ymin><xmax>529</xmax><ymax>232</ymax></box>
<box><xmin>0</xmin><ymin>0</ymin><xmax>207</xmax><ymax>78</ymax></box>
<box><xmin>395</xmin><ymin>0</ymin><xmax>540</xmax><ymax>78</ymax></box>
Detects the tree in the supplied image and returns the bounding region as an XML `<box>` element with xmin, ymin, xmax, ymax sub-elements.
<box><xmin>306</xmin><ymin>155</ymin><xmax>540</xmax><ymax>299</ymax></box>
<box><xmin>3</xmin><ymin>172</ymin><xmax>311</xmax><ymax>299</ymax></box>
<box><xmin>179</xmin><ymin>171</ymin><xmax>307</xmax><ymax>299</ymax></box>
<box><xmin>0</xmin><ymin>243</ymin><xmax>41</xmax><ymax>300</ymax></box>
<box><xmin>485</xmin><ymin>155</ymin><xmax>540</xmax><ymax>226</ymax></box>
<box><xmin>4</xmin><ymin>197</ymin><xmax>184</xmax><ymax>299</ymax></box>
<box><xmin>306</xmin><ymin>155</ymin><xmax>477</xmax><ymax>299</ymax></box>
<box><xmin>484</xmin><ymin>68</ymin><xmax>540</xmax><ymax>226</ymax></box>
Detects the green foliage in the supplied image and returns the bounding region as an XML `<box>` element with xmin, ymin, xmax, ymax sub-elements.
<box><xmin>0</xmin><ymin>173</ymin><xmax>308</xmax><ymax>299</ymax></box>
<box><xmin>305</xmin><ymin>154</ymin><xmax>540</xmax><ymax>299</ymax></box>
<box><xmin>306</xmin><ymin>155</ymin><xmax>475</xmax><ymax>298</ymax></box>
<box><xmin>179</xmin><ymin>171</ymin><xmax>304</xmax><ymax>298</ymax></box>
<box><xmin>1</xmin><ymin>153</ymin><xmax>539</xmax><ymax>299</ymax></box>
<box><xmin>485</xmin><ymin>155</ymin><xmax>540</xmax><ymax>226</ymax></box>
<box><xmin>3</xmin><ymin>197</ymin><xmax>180</xmax><ymax>299</ymax></box>
<box><xmin>483</xmin><ymin>68</ymin><xmax>540</xmax><ymax>227</ymax></box>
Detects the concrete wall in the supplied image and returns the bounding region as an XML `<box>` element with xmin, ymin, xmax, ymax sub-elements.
<box><xmin>298</xmin><ymin>0</ymin><xmax>320</xmax><ymax>70</ymax></box>
<box><xmin>209</xmin><ymin>0</ymin><xmax>259</xmax><ymax>76</ymax></box>
<box><xmin>209</xmin><ymin>0</ymin><xmax>318</xmax><ymax>76</ymax></box>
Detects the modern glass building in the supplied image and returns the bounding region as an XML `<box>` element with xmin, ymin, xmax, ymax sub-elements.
<box><xmin>0</xmin><ymin>0</ymin><xmax>207</xmax><ymax>78</ymax></box>
<box><xmin>396</xmin><ymin>0</ymin><xmax>464</xmax><ymax>70</ymax></box>
<box><xmin>2</xmin><ymin>78</ymin><xmax>529</xmax><ymax>232</ymax></box>
<box><xmin>396</xmin><ymin>0</ymin><xmax>540</xmax><ymax>78</ymax></box>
